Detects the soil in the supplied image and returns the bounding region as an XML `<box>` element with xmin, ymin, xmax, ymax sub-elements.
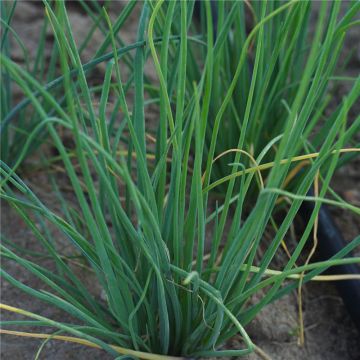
<box><xmin>1</xmin><ymin>1</ymin><xmax>359</xmax><ymax>360</ymax></box>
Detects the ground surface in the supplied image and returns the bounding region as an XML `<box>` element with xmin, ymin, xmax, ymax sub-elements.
<box><xmin>1</xmin><ymin>1</ymin><xmax>360</xmax><ymax>359</ymax></box>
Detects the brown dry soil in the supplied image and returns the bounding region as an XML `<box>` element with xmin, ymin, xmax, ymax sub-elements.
<box><xmin>1</xmin><ymin>1</ymin><xmax>360</xmax><ymax>360</ymax></box>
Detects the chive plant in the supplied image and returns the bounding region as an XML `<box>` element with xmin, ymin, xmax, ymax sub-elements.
<box><xmin>1</xmin><ymin>0</ymin><xmax>360</xmax><ymax>358</ymax></box>
<box><xmin>191</xmin><ymin>0</ymin><xmax>360</xmax><ymax>192</ymax></box>
<box><xmin>0</xmin><ymin>0</ymin><xmax>138</xmax><ymax>166</ymax></box>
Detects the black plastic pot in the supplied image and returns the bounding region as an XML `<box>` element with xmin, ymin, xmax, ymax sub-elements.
<box><xmin>299</xmin><ymin>190</ymin><xmax>360</xmax><ymax>333</ymax></box>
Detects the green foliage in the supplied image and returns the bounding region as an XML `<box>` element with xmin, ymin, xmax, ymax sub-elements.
<box><xmin>1</xmin><ymin>0</ymin><xmax>359</xmax><ymax>358</ymax></box>
<box><xmin>0</xmin><ymin>0</ymin><xmax>137</xmax><ymax>166</ymax></box>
